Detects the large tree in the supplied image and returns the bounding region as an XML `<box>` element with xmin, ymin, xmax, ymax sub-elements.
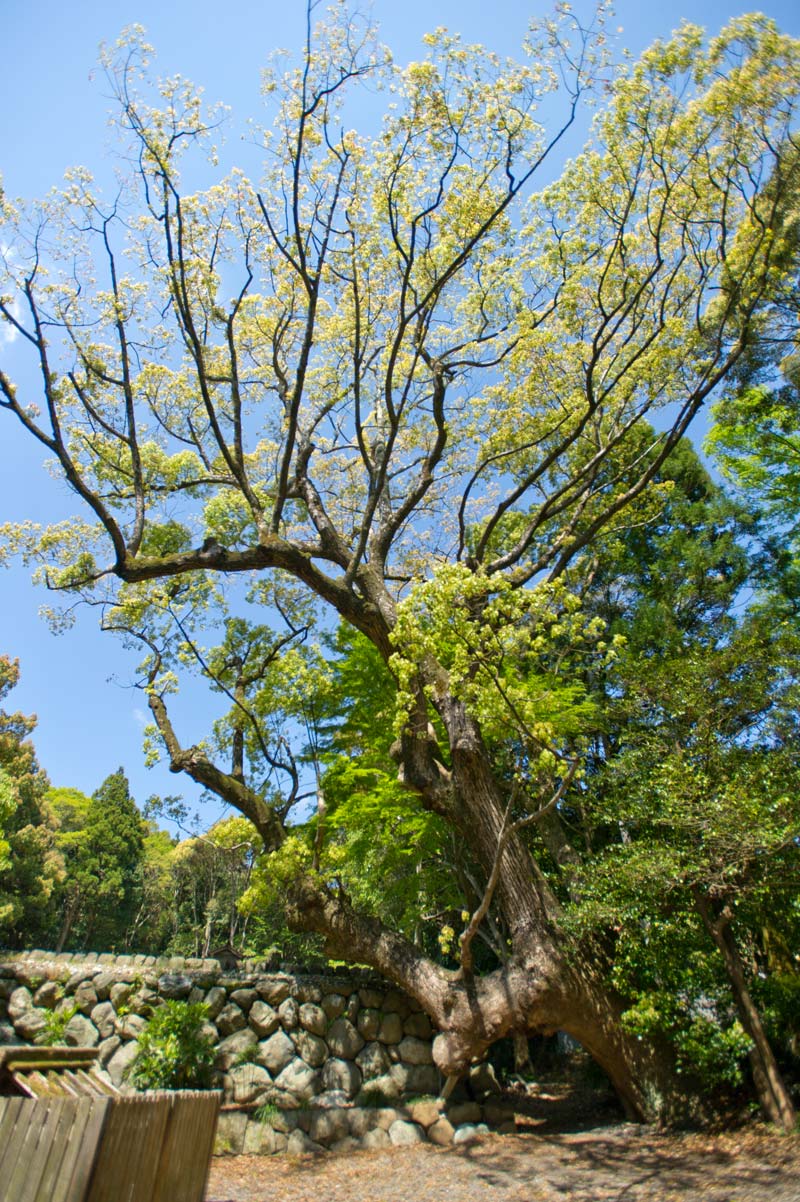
<box><xmin>167</xmin><ymin>816</ymin><xmax>261</xmax><ymax>958</ymax></box>
<box><xmin>48</xmin><ymin>771</ymin><xmax>146</xmax><ymax>951</ymax></box>
<box><xmin>0</xmin><ymin>657</ymin><xmax>59</xmax><ymax>946</ymax></box>
<box><xmin>2</xmin><ymin>8</ymin><xmax>800</xmax><ymax>1122</ymax></box>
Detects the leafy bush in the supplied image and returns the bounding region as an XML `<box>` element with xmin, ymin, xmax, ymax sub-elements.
<box><xmin>621</xmin><ymin>993</ymin><xmax>752</xmax><ymax>1089</ymax></box>
<box><xmin>126</xmin><ymin>1000</ymin><xmax>215</xmax><ymax>1090</ymax></box>
<box><xmin>754</xmin><ymin>972</ymin><xmax>800</xmax><ymax>1069</ymax></box>
<box><xmin>40</xmin><ymin>1003</ymin><xmax>78</xmax><ymax>1047</ymax></box>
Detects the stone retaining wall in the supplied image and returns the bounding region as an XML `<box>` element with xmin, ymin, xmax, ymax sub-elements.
<box><xmin>0</xmin><ymin>951</ymin><xmax>510</xmax><ymax>1153</ymax></box>
<box><xmin>215</xmin><ymin>1093</ymin><xmax>518</xmax><ymax>1156</ymax></box>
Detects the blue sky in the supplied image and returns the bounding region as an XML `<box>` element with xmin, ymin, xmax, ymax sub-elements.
<box><xmin>1</xmin><ymin>0</ymin><xmax>799</xmax><ymax>827</ymax></box>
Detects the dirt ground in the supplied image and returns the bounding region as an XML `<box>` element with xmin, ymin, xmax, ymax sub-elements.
<box><xmin>205</xmin><ymin>1088</ymin><xmax>800</xmax><ymax>1202</ymax></box>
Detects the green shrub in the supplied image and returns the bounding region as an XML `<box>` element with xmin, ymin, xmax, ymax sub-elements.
<box><xmin>622</xmin><ymin>992</ymin><xmax>752</xmax><ymax>1089</ymax></box>
<box><xmin>40</xmin><ymin>1003</ymin><xmax>78</xmax><ymax>1047</ymax></box>
<box><xmin>126</xmin><ymin>1000</ymin><xmax>215</xmax><ymax>1090</ymax></box>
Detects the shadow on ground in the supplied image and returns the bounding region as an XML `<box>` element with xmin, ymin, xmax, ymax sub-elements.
<box><xmin>206</xmin><ymin>1084</ymin><xmax>800</xmax><ymax>1202</ymax></box>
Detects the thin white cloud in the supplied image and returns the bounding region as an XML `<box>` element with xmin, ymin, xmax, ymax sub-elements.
<box><xmin>0</xmin><ymin>296</ymin><xmax>20</xmax><ymax>345</ymax></box>
<box><xmin>133</xmin><ymin>707</ymin><xmax>149</xmax><ymax>729</ymax></box>
<box><xmin>0</xmin><ymin>243</ymin><xmax>21</xmax><ymax>344</ymax></box>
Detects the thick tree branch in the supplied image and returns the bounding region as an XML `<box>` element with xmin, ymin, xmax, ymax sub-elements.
<box><xmin>147</xmin><ymin>689</ymin><xmax>286</xmax><ymax>850</ymax></box>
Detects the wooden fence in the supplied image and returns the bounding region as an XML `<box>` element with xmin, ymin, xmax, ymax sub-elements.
<box><xmin>0</xmin><ymin>1091</ymin><xmax>220</xmax><ymax>1202</ymax></box>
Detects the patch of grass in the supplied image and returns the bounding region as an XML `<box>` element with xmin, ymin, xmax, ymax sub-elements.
<box><xmin>254</xmin><ymin>1101</ymin><xmax>280</xmax><ymax>1125</ymax></box>
<box><xmin>231</xmin><ymin>1045</ymin><xmax>261</xmax><ymax>1067</ymax></box>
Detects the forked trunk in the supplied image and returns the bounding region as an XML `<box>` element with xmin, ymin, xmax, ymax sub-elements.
<box><xmin>286</xmin><ymin>692</ymin><xmax>709</xmax><ymax>1123</ymax></box>
<box><xmin>406</xmin><ymin>703</ymin><xmax>702</xmax><ymax>1124</ymax></box>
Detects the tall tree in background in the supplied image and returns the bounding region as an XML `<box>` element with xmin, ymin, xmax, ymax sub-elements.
<box><xmin>88</xmin><ymin>769</ymin><xmax>146</xmax><ymax>947</ymax></box>
<box><xmin>168</xmin><ymin>816</ymin><xmax>260</xmax><ymax>958</ymax></box>
<box><xmin>0</xmin><ymin>657</ymin><xmax>59</xmax><ymax>946</ymax></box>
<box><xmin>2</xmin><ymin>8</ymin><xmax>800</xmax><ymax>1122</ymax></box>
<box><xmin>46</xmin><ymin>785</ymin><xmax>92</xmax><ymax>950</ymax></box>
<box><xmin>706</xmin><ymin>149</ymin><xmax>800</xmax><ymax>605</ymax></box>
<box><xmin>560</xmin><ymin>445</ymin><xmax>799</xmax><ymax>1129</ymax></box>
<box><xmin>123</xmin><ymin>820</ymin><xmax>179</xmax><ymax>953</ymax></box>
<box><xmin>49</xmin><ymin>771</ymin><xmax>145</xmax><ymax>951</ymax></box>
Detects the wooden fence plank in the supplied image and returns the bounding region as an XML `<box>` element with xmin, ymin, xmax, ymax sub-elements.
<box><xmin>78</xmin><ymin>1069</ymin><xmax>118</xmax><ymax>1097</ymax></box>
<box><xmin>85</xmin><ymin>1094</ymin><xmax>170</xmax><ymax>1202</ymax></box>
<box><xmin>61</xmin><ymin>1071</ymin><xmax>90</xmax><ymax>1096</ymax></box>
<box><xmin>152</xmin><ymin>1092</ymin><xmax>221</xmax><ymax>1202</ymax></box>
<box><xmin>44</xmin><ymin>1099</ymin><xmax>93</xmax><ymax>1202</ymax></box>
<box><xmin>18</xmin><ymin>1098</ymin><xmax>75</xmax><ymax>1202</ymax></box>
<box><xmin>0</xmin><ymin>1099</ymin><xmax>29</xmax><ymax>1194</ymax></box>
<box><xmin>0</xmin><ymin>1048</ymin><xmax>100</xmax><ymax>1079</ymax></box>
<box><xmin>21</xmin><ymin>1070</ymin><xmax>60</xmax><ymax>1097</ymax></box>
<box><xmin>32</xmin><ymin>1100</ymin><xmax>88</xmax><ymax>1202</ymax></box>
<box><xmin>0</xmin><ymin>1097</ymin><xmax>110</xmax><ymax>1202</ymax></box>
<box><xmin>8</xmin><ymin>1072</ymin><xmax>38</xmax><ymax>1097</ymax></box>
<box><xmin>4</xmin><ymin>1099</ymin><xmax>54</xmax><ymax>1202</ymax></box>
<box><xmin>58</xmin><ymin>1099</ymin><xmax>110</xmax><ymax>1202</ymax></box>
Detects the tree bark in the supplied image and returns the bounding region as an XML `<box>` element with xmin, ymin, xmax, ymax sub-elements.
<box><xmin>55</xmin><ymin>897</ymin><xmax>78</xmax><ymax>954</ymax></box>
<box><xmin>287</xmin><ymin>698</ymin><xmax>702</xmax><ymax>1125</ymax></box>
<box><xmin>513</xmin><ymin>1033</ymin><xmax>533</xmax><ymax>1076</ymax></box>
<box><xmin>694</xmin><ymin>891</ymin><xmax>796</xmax><ymax>1132</ymax></box>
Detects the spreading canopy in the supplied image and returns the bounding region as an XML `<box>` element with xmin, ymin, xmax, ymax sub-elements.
<box><xmin>2</xmin><ymin>12</ymin><xmax>798</xmax><ymax>628</ymax></box>
<box><xmin>2</xmin><ymin>9</ymin><xmax>799</xmax><ymax>818</ymax></box>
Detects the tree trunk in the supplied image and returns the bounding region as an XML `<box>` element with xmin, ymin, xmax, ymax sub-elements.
<box><xmin>201</xmin><ymin>905</ymin><xmax>214</xmax><ymax>958</ymax></box>
<box><xmin>513</xmin><ymin>1033</ymin><xmax>533</xmax><ymax>1076</ymax></box>
<box><xmin>288</xmin><ymin>864</ymin><xmax>698</xmax><ymax>1122</ymax></box>
<box><xmin>695</xmin><ymin>892</ymin><xmax>796</xmax><ymax>1132</ymax></box>
<box><xmin>439</xmin><ymin>702</ymin><xmax>699</xmax><ymax>1123</ymax></box>
<box><xmin>55</xmin><ymin>898</ymin><xmax>77</xmax><ymax>954</ymax></box>
<box><xmin>290</xmin><ymin>699</ymin><xmax>702</xmax><ymax>1125</ymax></box>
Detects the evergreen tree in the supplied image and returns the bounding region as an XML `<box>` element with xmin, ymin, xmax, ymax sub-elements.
<box><xmin>52</xmin><ymin>769</ymin><xmax>145</xmax><ymax>951</ymax></box>
<box><xmin>0</xmin><ymin>657</ymin><xmax>59</xmax><ymax>947</ymax></box>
